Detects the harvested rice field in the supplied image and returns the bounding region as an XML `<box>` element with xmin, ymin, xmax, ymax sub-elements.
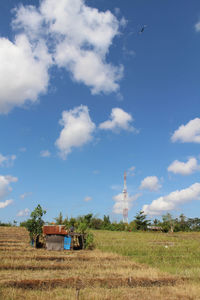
<box><xmin>0</xmin><ymin>227</ymin><xmax>200</xmax><ymax>299</ymax></box>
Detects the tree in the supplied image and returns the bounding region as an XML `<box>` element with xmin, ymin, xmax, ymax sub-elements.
<box><xmin>178</xmin><ymin>214</ymin><xmax>189</xmax><ymax>231</ymax></box>
<box><xmin>134</xmin><ymin>211</ymin><xmax>150</xmax><ymax>231</ymax></box>
<box><xmin>161</xmin><ymin>213</ymin><xmax>175</xmax><ymax>232</ymax></box>
<box><xmin>54</xmin><ymin>212</ymin><xmax>63</xmax><ymax>225</ymax></box>
<box><xmin>102</xmin><ymin>215</ymin><xmax>111</xmax><ymax>229</ymax></box>
<box><xmin>91</xmin><ymin>217</ymin><xmax>103</xmax><ymax>229</ymax></box>
<box><xmin>187</xmin><ymin>217</ymin><xmax>200</xmax><ymax>231</ymax></box>
<box><xmin>25</xmin><ymin>205</ymin><xmax>46</xmax><ymax>247</ymax></box>
<box><xmin>83</xmin><ymin>213</ymin><xmax>93</xmax><ymax>228</ymax></box>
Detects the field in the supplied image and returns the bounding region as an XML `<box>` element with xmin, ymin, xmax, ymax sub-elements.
<box><xmin>0</xmin><ymin>228</ymin><xmax>200</xmax><ymax>300</ymax></box>
<box><xmin>94</xmin><ymin>230</ymin><xmax>200</xmax><ymax>279</ymax></box>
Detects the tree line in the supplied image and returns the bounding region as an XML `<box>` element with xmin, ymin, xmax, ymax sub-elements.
<box><xmin>47</xmin><ymin>210</ymin><xmax>200</xmax><ymax>233</ymax></box>
<box><xmin>2</xmin><ymin>206</ymin><xmax>200</xmax><ymax>233</ymax></box>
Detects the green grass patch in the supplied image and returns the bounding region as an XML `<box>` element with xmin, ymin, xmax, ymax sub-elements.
<box><xmin>93</xmin><ymin>230</ymin><xmax>200</xmax><ymax>279</ymax></box>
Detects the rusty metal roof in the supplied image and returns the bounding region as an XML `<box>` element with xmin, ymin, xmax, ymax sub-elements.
<box><xmin>43</xmin><ymin>225</ymin><xmax>68</xmax><ymax>235</ymax></box>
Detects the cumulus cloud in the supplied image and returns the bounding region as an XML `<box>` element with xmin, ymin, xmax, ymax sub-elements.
<box><xmin>0</xmin><ymin>175</ymin><xmax>18</xmax><ymax>199</ymax></box>
<box><xmin>143</xmin><ymin>182</ymin><xmax>200</xmax><ymax>216</ymax></box>
<box><xmin>0</xmin><ymin>175</ymin><xmax>17</xmax><ymax>209</ymax></box>
<box><xmin>55</xmin><ymin>105</ymin><xmax>95</xmax><ymax>159</ymax></box>
<box><xmin>84</xmin><ymin>196</ymin><xmax>92</xmax><ymax>202</ymax></box>
<box><xmin>171</xmin><ymin>118</ymin><xmax>200</xmax><ymax>143</ymax></box>
<box><xmin>41</xmin><ymin>0</ymin><xmax>123</xmax><ymax>94</ymax></box>
<box><xmin>0</xmin><ymin>199</ymin><xmax>13</xmax><ymax>209</ymax></box>
<box><xmin>12</xmin><ymin>5</ymin><xmax>43</xmax><ymax>38</ymax></box>
<box><xmin>0</xmin><ymin>0</ymin><xmax>124</xmax><ymax>113</ymax></box>
<box><xmin>6</xmin><ymin>0</ymin><xmax>124</xmax><ymax>108</ymax></box>
<box><xmin>0</xmin><ymin>153</ymin><xmax>16</xmax><ymax>167</ymax></box>
<box><xmin>55</xmin><ymin>44</ymin><xmax>123</xmax><ymax>95</ymax></box>
<box><xmin>113</xmin><ymin>192</ymin><xmax>141</xmax><ymax>214</ymax></box>
<box><xmin>0</xmin><ymin>35</ymin><xmax>51</xmax><ymax>113</ymax></box>
<box><xmin>99</xmin><ymin>108</ymin><xmax>136</xmax><ymax>132</ymax></box>
<box><xmin>140</xmin><ymin>176</ymin><xmax>161</xmax><ymax>192</ymax></box>
<box><xmin>40</xmin><ymin>150</ymin><xmax>51</xmax><ymax>157</ymax></box>
<box><xmin>17</xmin><ymin>208</ymin><xmax>30</xmax><ymax>217</ymax></box>
<box><xmin>168</xmin><ymin>157</ymin><xmax>200</xmax><ymax>175</ymax></box>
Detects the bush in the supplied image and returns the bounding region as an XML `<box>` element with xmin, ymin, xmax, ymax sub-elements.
<box><xmin>85</xmin><ymin>232</ymin><xmax>95</xmax><ymax>250</ymax></box>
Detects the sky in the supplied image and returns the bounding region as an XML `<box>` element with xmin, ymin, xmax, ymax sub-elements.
<box><xmin>1</xmin><ymin>0</ymin><xmax>200</xmax><ymax>223</ymax></box>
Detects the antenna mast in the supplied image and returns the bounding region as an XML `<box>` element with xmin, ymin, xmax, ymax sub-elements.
<box><xmin>122</xmin><ymin>171</ymin><xmax>128</xmax><ymax>223</ymax></box>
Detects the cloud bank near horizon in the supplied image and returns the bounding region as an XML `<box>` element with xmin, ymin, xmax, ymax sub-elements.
<box><xmin>143</xmin><ymin>182</ymin><xmax>200</xmax><ymax>216</ymax></box>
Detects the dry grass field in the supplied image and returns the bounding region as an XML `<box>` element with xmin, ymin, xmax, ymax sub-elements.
<box><xmin>0</xmin><ymin>227</ymin><xmax>200</xmax><ymax>300</ymax></box>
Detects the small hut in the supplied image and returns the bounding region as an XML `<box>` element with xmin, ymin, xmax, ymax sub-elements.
<box><xmin>147</xmin><ymin>225</ymin><xmax>163</xmax><ymax>231</ymax></box>
<box><xmin>43</xmin><ymin>225</ymin><xmax>85</xmax><ymax>251</ymax></box>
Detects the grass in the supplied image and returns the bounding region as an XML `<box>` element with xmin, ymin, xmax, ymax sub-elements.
<box><xmin>94</xmin><ymin>230</ymin><xmax>200</xmax><ymax>279</ymax></box>
<box><xmin>0</xmin><ymin>227</ymin><xmax>200</xmax><ymax>299</ymax></box>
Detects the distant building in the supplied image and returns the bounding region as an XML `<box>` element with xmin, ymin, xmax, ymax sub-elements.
<box><xmin>147</xmin><ymin>225</ymin><xmax>163</xmax><ymax>231</ymax></box>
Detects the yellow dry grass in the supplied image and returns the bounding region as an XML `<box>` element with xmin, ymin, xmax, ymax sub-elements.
<box><xmin>0</xmin><ymin>227</ymin><xmax>199</xmax><ymax>300</ymax></box>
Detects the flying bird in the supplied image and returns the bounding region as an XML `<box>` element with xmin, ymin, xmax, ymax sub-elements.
<box><xmin>139</xmin><ymin>25</ymin><xmax>147</xmax><ymax>34</ymax></box>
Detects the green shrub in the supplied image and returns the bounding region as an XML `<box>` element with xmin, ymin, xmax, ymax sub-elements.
<box><xmin>85</xmin><ymin>232</ymin><xmax>95</xmax><ymax>250</ymax></box>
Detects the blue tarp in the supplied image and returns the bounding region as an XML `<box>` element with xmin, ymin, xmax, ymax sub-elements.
<box><xmin>64</xmin><ymin>235</ymin><xmax>71</xmax><ymax>250</ymax></box>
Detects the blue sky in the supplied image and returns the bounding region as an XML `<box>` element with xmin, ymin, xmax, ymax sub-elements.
<box><xmin>1</xmin><ymin>0</ymin><xmax>200</xmax><ymax>223</ymax></box>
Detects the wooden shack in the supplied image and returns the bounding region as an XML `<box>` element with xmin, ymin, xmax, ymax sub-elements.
<box><xmin>43</xmin><ymin>225</ymin><xmax>85</xmax><ymax>250</ymax></box>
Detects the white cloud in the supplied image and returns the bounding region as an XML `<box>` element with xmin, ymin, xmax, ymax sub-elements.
<box><xmin>143</xmin><ymin>182</ymin><xmax>200</xmax><ymax>216</ymax></box>
<box><xmin>0</xmin><ymin>35</ymin><xmax>51</xmax><ymax>113</ymax></box>
<box><xmin>55</xmin><ymin>44</ymin><xmax>123</xmax><ymax>95</ymax></box>
<box><xmin>0</xmin><ymin>199</ymin><xmax>13</xmax><ymax>209</ymax></box>
<box><xmin>99</xmin><ymin>108</ymin><xmax>136</xmax><ymax>132</ymax></box>
<box><xmin>12</xmin><ymin>0</ymin><xmax>124</xmax><ymax>96</ymax></box>
<box><xmin>17</xmin><ymin>208</ymin><xmax>30</xmax><ymax>217</ymax></box>
<box><xmin>0</xmin><ymin>0</ymin><xmax>124</xmax><ymax>113</ymax></box>
<box><xmin>195</xmin><ymin>22</ymin><xmax>200</xmax><ymax>32</ymax></box>
<box><xmin>84</xmin><ymin>196</ymin><xmax>92</xmax><ymax>202</ymax></box>
<box><xmin>113</xmin><ymin>192</ymin><xmax>141</xmax><ymax>214</ymax></box>
<box><xmin>0</xmin><ymin>153</ymin><xmax>16</xmax><ymax>167</ymax></box>
<box><xmin>168</xmin><ymin>157</ymin><xmax>200</xmax><ymax>175</ymax></box>
<box><xmin>0</xmin><ymin>175</ymin><xmax>18</xmax><ymax>199</ymax></box>
<box><xmin>140</xmin><ymin>176</ymin><xmax>161</xmax><ymax>192</ymax></box>
<box><xmin>171</xmin><ymin>118</ymin><xmax>200</xmax><ymax>143</ymax></box>
<box><xmin>12</xmin><ymin>5</ymin><xmax>43</xmax><ymax>39</ymax></box>
<box><xmin>40</xmin><ymin>150</ymin><xmax>51</xmax><ymax>157</ymax></box>
<box><xmin>55</xmin><ymin>105</ymin><xmax>95</xmax><ymax>159</ymax></box>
